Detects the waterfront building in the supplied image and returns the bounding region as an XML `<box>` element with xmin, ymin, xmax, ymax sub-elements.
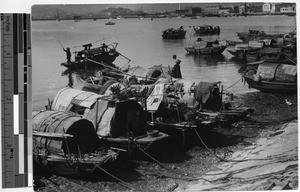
<box><xmin>203</xmin><ymin>4</ymin><xmax>219</xmax><ymax>15</ymax></box>
<box><xmin>218</xmin><ymin>8</ymin><xmax>230</xmax><ymax>16</ymax></box>
<box><xmin>280</xmin><ymin>3</ymin><xmax>296</xmax><ymax>13</ymax></box>
<box><xmin>233</xmin><ymin>6</ymin><xmax>239</xmax><ymax>13</ymax></box>
<box><xmin>239</xmin><ymin>5</ymin><xmax>245</xmax><ymax>14</ymax></box>
<box><xmin>191</xmin><ymin>7</ymin><xmax>202</xmax><ymax>15</ymax></box>
<box><xmin>247</xmin><ymin>3</ymin><xmax>263</xmax><ymax>13</ymax></box>
<box><xmin>262</xmin><ymin>3</ymin><xmax>271</xmax><ymax>12</ymax></box>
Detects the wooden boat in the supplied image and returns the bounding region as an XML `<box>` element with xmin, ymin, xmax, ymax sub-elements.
<box><xmin>229</xmin><ymin>46</ymin><xmax>295</xmax><ymax>62</ymax></box>
<box><xmin>146</xmin><ymin>81</ymin><xmax>254</xmax><ymax>137</ymax></box>
<box><xmin>237</xmin><ymin>29</ymin><xmax>280</xmax><ymax>42</ymax></box>
<box><xmin>32</xmin><ymin>110</ymin><xmax>117</xmax><ymax>175</ymax></box>
<box><xmin>50</xmin><ymin>88</ymin><xmax>169</xmax><ymax>152</ymax></box>
<box><xmin>242</xmin><ymin>60</ymin><xmax>297</xmax><ymax>93</ymax></box>
<box><xmin>105</xmin><ymin>21</ymin><xmax>115</xmax><ymax>25</ymax></box>
<box><xmin>226</xmin><ymin>40</ymin><xmax>244</xmax><ymax>46</ymax></box>
<box><xmin>227</xmin><ymin>41</ymin><xmax>265</xmax><ymax>58</ymax></box>
<box><xmin>61</xmin><ymin>42</ymin><xmax>120</xmax><ymax>69</ymax></box>
<box><xmin>162</xmin><ymin>27</ymin><xmax>186</xmax><ymax>39</ymax></box>
<box><xmin>193</xmin><ymin>25</ymin><xmax>220</xmax><ymax>35</ymax></box>
<box><xmin>80</xmin><ymin>65</ymin><xmax>171</xmax><ymax>94</ymax></box>
<box><xmin>185</xmin><ymin>40</ymin><xmax>226</xmax><ymax>54</ymax></box>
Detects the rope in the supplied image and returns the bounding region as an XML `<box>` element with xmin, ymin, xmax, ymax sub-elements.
<box><xmin>93</xmin><ymin>163</ymin><xmax>136</xmax><ymax>191</ymax></box>
<box><xmin>132</xmin><ymin>140</ymin><xmax>199</xmax><ymax>181</ymax></box>
<box><xmin>193</xmin><ymin>128</ymin><xmax>274</xmax><ymax>163</ymax></box>
<box><xmin>223</xmin><ymin>77</ymin><xmax>242</xmax><ymax>91</ymax></box>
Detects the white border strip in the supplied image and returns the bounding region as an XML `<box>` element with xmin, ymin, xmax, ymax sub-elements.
<box><xmin>13</xmin><ymin>95</ymin><xmax>19</xmax><ymax>135</ymax></box>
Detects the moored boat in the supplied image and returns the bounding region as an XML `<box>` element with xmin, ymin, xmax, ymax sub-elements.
<box><xmin>50</xmin><ymin>87</ymin><xmax>169</xmax><ymax>152</ymax></box>
<box><xmin>61</xmin><ymin>42</ymin><xmax>120</xmax><ymax>69</ymax></box>
<box><xmin>162</xmin><ymin>26</ymin><xmax>186</xmax><ymax>39</ymax></box>
<box><xmin>105</xmin><ymin>21</ymin><xmax>115</xmax><ymax>25</ymax></box>
<box><xmin>146</xmin><ymin>80</ymin><xmax>254</xmax><ymax>143</ymax></box>
<box><xmin>193</xmin><ymin>25</ymin><xmax>220</xmax><ymax>35</ymax></box>
<box><xmin>32</xmin><ymin>110</ymin><xmax>117</xmax><ymax>175</ymax></box>
<box><xmin>185</xmin><ymin>39</ymin><xmax>226</xmax><ymax>54</ymax></box>
<box><xmin>242</xmin><ymin>60</ymin><xmax>297</xmax><ymax>93</ymax></box>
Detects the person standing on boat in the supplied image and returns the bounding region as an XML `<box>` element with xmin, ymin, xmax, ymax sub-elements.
<box><xmin>171</xmin><ymin>55</ymin><xmax>182</xmax><ymax>78</ymax></box>
<box><xmin>102</xmin><ymin>43</ymin><xmax>108</xmax><ymax>53</ymax></box>
<box><xmin>63</xmin><ymin>47</ymin><xmax>71</xmax><ymax>63</ymax></box>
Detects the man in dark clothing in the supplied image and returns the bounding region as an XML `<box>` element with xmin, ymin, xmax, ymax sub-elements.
<box><xmin>171</xmin><ymin>55</ymin><xmax>182</xmax><ymax>78</ymax></box>
<box><xmin>63</xmin><ymin>47</ymin><xmax>71</xmax><ymax>62</ymax></box>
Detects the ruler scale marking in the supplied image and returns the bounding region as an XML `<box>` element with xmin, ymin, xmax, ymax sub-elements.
<box><xmin>1</xmin><ymin>13</ymin><xmax>31</xmax><ymax>189</ymax></box>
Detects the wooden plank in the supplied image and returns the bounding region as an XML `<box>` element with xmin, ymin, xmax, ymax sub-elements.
<box><xmin>33</xmin><ymin>131</ymin><xmax>73</xmax><ymax>139</ymax></box>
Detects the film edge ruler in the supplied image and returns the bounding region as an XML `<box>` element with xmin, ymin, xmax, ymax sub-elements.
<box><xmin>1</xmin><ymin>13</ymin><xmax>32</xmax><ymax>189</ymax></box>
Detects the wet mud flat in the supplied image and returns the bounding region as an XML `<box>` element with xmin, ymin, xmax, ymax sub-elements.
<box><xmin>33</xmin><ymin>92</ymin><xmax>297</xmax><ymax>192</ymax></box>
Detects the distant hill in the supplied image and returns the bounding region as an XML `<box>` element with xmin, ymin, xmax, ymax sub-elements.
<box><xmin>31</xmin><ymin>4</ymin><xmax>142</xmax><ymax>19</ymax></box>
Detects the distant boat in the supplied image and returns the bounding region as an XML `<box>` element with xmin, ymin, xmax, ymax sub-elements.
<box><xmin>105</xmin><ymin>21</ymin><xmax>115</xmax><ymax>25</ymax></box>
<box><xmin>138</xmin><ymin>16</ymin><xmax>144</xmax><ymax>20</ymax></box>
<box><xmin>193</xmin><ymin>25</ymin><xmax>220</xmax><ymax>35</ymax></box>
<box><xmin>117</xmin><ymin>16</ymin><xmax>125</xmax><ymax>19</ymax></box>
<box><xmin>162</xmin><ymin>26</ymin><xmax>186</xmax><ymax>39</ymax></box>
<box><xmin>185</xmin><ymin>39</ymin><xmax>226</xmax><ymax>54</ymax></box>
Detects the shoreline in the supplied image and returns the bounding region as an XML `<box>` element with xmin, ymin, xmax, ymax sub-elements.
<box><xmin>34</xmin><ymin>91</ymin><xmax>298</xmax><ymax>191</ymax></box>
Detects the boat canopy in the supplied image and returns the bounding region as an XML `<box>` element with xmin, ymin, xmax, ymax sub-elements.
<box><xmin>51</xmin><ymin>88</ymin><xmax>147</xmax><ymax>138</ymax></box>
<box><xmin>257</xmin><ymin>62</ymin><xmax>297</xmax><ymax>82</ymax></box>
<box><xmin>125</xmin><ymin>65</ymin><xmax>171</xmax><ymax>82</ymax></box>
<box><xmin>33</xmin><ymin>110</ymin><xmax>99</xmax><ymax>155</ymax></box>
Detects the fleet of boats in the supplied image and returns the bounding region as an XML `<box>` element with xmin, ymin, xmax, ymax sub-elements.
<box><xmin>34</xmin><ymin>23</ymin><xmax>297</xmax><ymax>176</ymax></box>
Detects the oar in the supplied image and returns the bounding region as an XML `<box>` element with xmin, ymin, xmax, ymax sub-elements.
<box><xmin>118</xmin><ymin>52</ymin><xmax>131</xmax><ymax>62</ymax></box>
<box><xmin>57</xmin><ymin>40</ymin><xmax>65</xmax><ymax>49</ymax></box>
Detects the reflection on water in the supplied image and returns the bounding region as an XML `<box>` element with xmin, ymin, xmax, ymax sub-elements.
<box><xmin>187</xmin><ymin>54</ymin><xmax>226</xmax><ymax>66</ymax></box>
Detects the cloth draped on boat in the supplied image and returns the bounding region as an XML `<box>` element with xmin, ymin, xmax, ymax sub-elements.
<box><xmin>257</xmin><ymin>63</ymin><xmax>297</xmax><ymax>82</ymax></box>
<box><xmin>51</xmin><ymin>87</ymin><xmax>146</xmax><ymax>138</ymax></box>
<box><xmin>260</xmin><ymin>47</ymin><xmax>282</xmax><ymax>56</ymax></box>
<box><xmin>147</xmin><ymin>83</ymin><xmax>165</xmax><ymax>111</ymax></box>
<box><xmin>193</xmin><ymin>81</ymin><xmax>222</xmax><ymax>111</ymax></box>
<box><xmin>32</xmin><ymin>110</ymin><xmax>99</xmax><ymax>155</ymax></box>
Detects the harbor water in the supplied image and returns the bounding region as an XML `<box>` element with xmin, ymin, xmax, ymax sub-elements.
<box><xmin>32</xmin><ymin>15</ymin><xmax>296</xmax><ymax>110</ymax></box>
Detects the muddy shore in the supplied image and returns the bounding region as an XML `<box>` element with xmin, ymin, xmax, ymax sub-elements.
<box><xmin>34</xmin><ymin>91</ymin><xmax>297</xmax><ymax>192</ymax></box>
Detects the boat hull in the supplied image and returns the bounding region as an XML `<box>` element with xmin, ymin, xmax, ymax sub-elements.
<box><xmin>243</xmin><ymin>75</ymin><xmax>297</xmax><ymax>93</ymax></box>
<box><xmin>61</xmin><ymin>58</ymin><xmax>118</xmax><ymax>69</ymax></box>
<box><xmin>102</xmin><ymin>132</ymin><xmax>169</xmax><ymax>152</ymax></box>
<box><xmin>162</xmin><ymin>32</ymin><xmax>186</xmax><ymax>39</ymax></box>
<box><xmin>185</xmin><ymin>46</ymin><xmax>226</xmax><ymax>54</ymax></box>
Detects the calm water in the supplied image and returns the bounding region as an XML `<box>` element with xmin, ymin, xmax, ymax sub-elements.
<box><xmin>32</xmin><ymin>15</ymin><xmax>296</xmax><ymax>110</ymax></box>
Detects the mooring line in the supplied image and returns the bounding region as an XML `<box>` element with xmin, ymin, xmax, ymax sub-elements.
<box><xmin>193</xmin><ymin>128</ymin><xmax>274</xmax><ymax>163</ymax></box>
<box><xmin>93</xmin><ymin>163</ymin><xmax>136</xmax><ymax>191</ymax></box>
<box><xmin>132</xmin><ymin>140</ymin><xmax>204</xmax><ymax>182</ymax></box>
<box><xmin>224</xmin><ymin>77</ymin><xmax>242</xmax><ymax>91</ymax></box>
